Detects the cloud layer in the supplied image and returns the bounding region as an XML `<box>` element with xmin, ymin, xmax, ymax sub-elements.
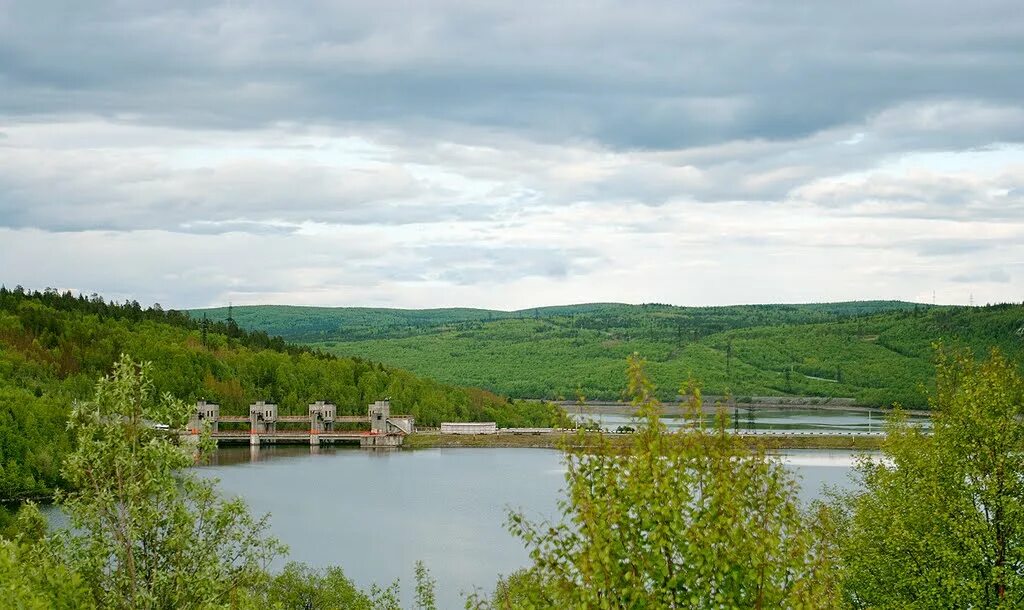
<box><xmin>1</xmin><ymin>1</ymin><xmax>1022</xmax><ymax>307</ymax></box>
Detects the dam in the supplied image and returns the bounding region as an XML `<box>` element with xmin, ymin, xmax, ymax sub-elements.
<box><xmin>187</xmin><ymin>399</ymin><xmax>413</xmax><ymax>448</ymax></box>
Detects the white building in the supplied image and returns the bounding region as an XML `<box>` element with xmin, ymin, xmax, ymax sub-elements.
<box><xmin>440</xmin><ymin>422</ymin><xmax>497</xmax><ymax>435</ymax></box>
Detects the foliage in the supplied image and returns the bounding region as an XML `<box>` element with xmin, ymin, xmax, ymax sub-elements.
<box><xmin>196</xmin><ymin>301</ymin><xmax>924</xmax><ymax>343</ymax></box>
<box><xmin>212</xmin><ymin>300</ymin><xmax>1024</xmax><ymax>407</ymax></box>
<box><xmin>242</xmin><ymin>562</ymin><xmax>420</xmax><ymax>610</ymax></box>
<box><xmin>0</xmin><ymin>387</ymin><xmax>72</xmax><ymax>500</ymax></box>
<box><xmin>55</xmin><ymin>354</ymin><xmax>286</xmax><ymax>609</ymax></box>
<box><xmin>490</xmin><ymin>354</ymin><xmax>838</xmax><ymax>609</ymax></box>
<box><xmin>836</xmin><ymin>348</ymin><xmax>1024</xmax><ymax>608</ymax></box>
<box><xmin>467</xmin><ymin>568</ymin><xmax>555</xmax><ymax>610</ymax></box>
<box><xmin>0</xmin><ymin>538</ymin><xmax>95</xmax><ymax>609</ymax></box>
<box><xmin>0</xmin><ymin>501</ymin><xmax>92</xmax><ymax>609</ymax></box>
<box><xmin>252</xmin><ymin>561</ymin><xmax>378</xmax><ymax>609</ymax></box>
<box><xmin>0</xmin><ymin>352</ymin><xmax>435</xmax><ymax>609</ymax></box>
<box><xmin>414</xmin><ymin>560</ymin><xmax>438</xmax><ymax>610</ymax></box>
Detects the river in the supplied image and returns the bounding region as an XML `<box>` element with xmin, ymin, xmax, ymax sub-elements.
<box><xmin>196</xmin><ymin>445</ymin><xmax>865</xmax><ymax>608</ymax></box>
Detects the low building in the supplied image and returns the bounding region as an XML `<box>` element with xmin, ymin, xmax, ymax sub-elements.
<box><xmin>309</xmin><ymin>401</ymin><xmax>337</xmax><ymax>432</ymax></box>
<box><xmin>440</xmin><ymin>422</ymin><xmax>497</xmax><ymax>435</ymax></box>
<box><xmin>369</xmin><ymin>400</ymin><xmax>391</xmax><ymax>434</ymax></box>
<box><xmin>249</xmin><ymin>401</ymin><xmax>278</xmax><ymax>434</ymax></box>
<box><xmin>189</xmin><ymin>400</ymin><xmax>220</xmax><ymax>433</ymax></box>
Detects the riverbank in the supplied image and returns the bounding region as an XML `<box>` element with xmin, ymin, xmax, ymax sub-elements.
<box><xmin>404</xmin><ymin>431</ymin><xmax>885</xmax><ymax>451</ymax></box>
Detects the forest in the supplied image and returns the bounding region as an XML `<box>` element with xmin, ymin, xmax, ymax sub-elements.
<box><xmin>0</xmin><ymin>287</ymin><xmax>563</xmax><ymax>502</ymax></box>
<box><xmin>196</xmin><ymin>301</ymin><xmax>1024</xmax><ymax>407</ymax></box>
<box><xmin>194</xmin><ymin>301</ymin><xmax>925</xmax><ymax>342</ymax></box>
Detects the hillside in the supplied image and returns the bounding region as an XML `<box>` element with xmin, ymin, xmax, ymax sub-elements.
<box><xmin>0</xmin><ymin>288</ymin><xmax>561</xmax><ymax>501</ymax></box>
<box><xmin>193</xmin><ymin>301</ymin><xmax>1024</xmax><ymax>407</ymax></box>
<box><xmin>195</xmin><ymin>301</ymin><xmax>924</xmax><ymax>342</ymax></box>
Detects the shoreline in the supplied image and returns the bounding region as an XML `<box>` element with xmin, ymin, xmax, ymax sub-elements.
<box><xmin>404</xmin><ymin>431</ymin><xmax>885</xmax><ymax>451</ymax></box>
<box><xmin>557</xmin><ymin>401</ymin><xmax>932</xmax><ymax>417</ymax></box>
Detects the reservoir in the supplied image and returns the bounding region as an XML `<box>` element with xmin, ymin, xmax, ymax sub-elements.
<box><xmin>197</xmin><ymin>445</ymin><xmax>865</xmax><ymax>608</ymax></box>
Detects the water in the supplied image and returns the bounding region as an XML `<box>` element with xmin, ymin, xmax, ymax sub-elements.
<box><xmin>194</xmin><ymin>445</ymin><xmax>863</xmax><ymax>608</ymax></box>
<box><xmin>573</xmin><ymin>406</ymin><xmax>931</xmax><ymax>434</ymax></box>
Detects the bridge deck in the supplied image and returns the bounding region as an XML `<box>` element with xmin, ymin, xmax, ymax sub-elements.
<box><xmin>208</xmin><ymin>415</ymin><xmax>403</xmax><ymax>423</ymax></box>
<box><xmin>211</xmin><ymin>430</ymin><xmax>386</xmax><ymax>438</ymax></box>
<box><xmin>208</xmin><ymin>430</ymin><xmax>404</xmax><ymax>446</ymax></box>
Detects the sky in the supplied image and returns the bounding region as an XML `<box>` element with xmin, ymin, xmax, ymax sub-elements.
<box><xmin>1</xmin><ymin>1</ymin><xmax>1023</xmax><ymax>310</ymax></box>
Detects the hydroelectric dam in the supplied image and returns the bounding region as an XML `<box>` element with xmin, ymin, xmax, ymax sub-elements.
<box><xmin>187</xmin><ymin>399</ymin><xmax>413</xmax><ymax>448</ymax></box>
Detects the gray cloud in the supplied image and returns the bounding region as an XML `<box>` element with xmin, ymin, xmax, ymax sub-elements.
<box><xmin>790</xmin><ymin>164</ymin><xmax>1024</xmax><ymax>220</ymax></box>
<box><xmin>2</xmin><ymin>1</ymin><xmax>1024</xmax><ymax>150</ymax></box>
<box><xmin>952</xmin><ymin>268</ymin><xmax>1012</xmax><ymax>283</ymax></box>
<box><xmin>914</xmin><ymin>239</ymin><xmax>996</xmax><ymax>258</ymax></box>
<box><xmin>0</xmin><ymin>146</ymin><xmax>476</xmax><ymax>232</ymax></box>
<box><xmin>413</xmin><ymin>245</ymin><xmax>602</xmax><ymax>285</ymax></box>
<box><xmin>2</xmin><ymin>1</ymin><xmax>1024</xmax><ymax>230</ymax></box>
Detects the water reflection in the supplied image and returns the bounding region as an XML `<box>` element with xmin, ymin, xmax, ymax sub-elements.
<box><xmin>201</xmin><ymin>443</ymin><xmax>406</xmax><ymax>466</ymax></box>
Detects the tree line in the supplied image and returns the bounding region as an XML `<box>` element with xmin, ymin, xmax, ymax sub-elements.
<box><xmin>203</xmin><ymin>300</ymin><xmax>928</xmax><ymax>344</ymax></box>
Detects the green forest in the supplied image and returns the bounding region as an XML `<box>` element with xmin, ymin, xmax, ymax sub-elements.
<box><xmin>0</xmin><ymin>287</ymin><xmax>562</xmax><ymax>502</ymax></box>
<box><xmin>194</xmin><ymin>301</ymin><xmax>924</xmax><ymax>342</ymax></box>
<box><xmin>195</xmin><ymin>301</ymin><xmax>1024</xmax><ymax>407</ymax></box>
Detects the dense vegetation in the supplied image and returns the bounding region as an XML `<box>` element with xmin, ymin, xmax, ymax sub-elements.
<box><xmin>468</xmin><ymin>349</ymin><xmax>1024</xmax><ymax>608</ymax></box>
<box><xmin>1</xmin><ymin>355</ymin><xmax>433</xmax><ymax>610</ymax></box>
<box><xmin>0</xmin><ymin>287</ymin><xmax>562</xmax><ymax>501</ymax></box>
<box><xmin>194</xmin><ymin>301</ymin><xmax>921</xmax><ymax>343</ymax></box>
<box><xmin>470</xmin><ymin>356</ymin><xmax>837</xmax><ymax>608</ymax></box>
<box><xmin>196</xmin><ymin>301</ymin><xmax>1024</xmax><ymax>406</ymax></box>
<box><xmin>835</xmin><ymin>349</ymin><xmax>1024</xmax><ymax>607</ymax></box>
<box><xmin>6</xmin><ymin>336</ymin><xmax>1024</xmax><ymax>607</ymax></box>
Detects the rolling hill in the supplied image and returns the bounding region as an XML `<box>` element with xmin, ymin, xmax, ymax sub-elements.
<box><xmin>193</xmin><ymin>301</ymin><xmax>1024</xmax><ymax>407</ymax></box>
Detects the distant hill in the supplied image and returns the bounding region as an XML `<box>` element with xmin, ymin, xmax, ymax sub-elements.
<box><xmin>188</xmin><ymin>301</ymin><xmax>1024</xmax><ymax>407</ymax></box>
<box><xmin>192</xmin><ymin>301</ymin><xmax>926</xmax><ymax>342</ymax></box>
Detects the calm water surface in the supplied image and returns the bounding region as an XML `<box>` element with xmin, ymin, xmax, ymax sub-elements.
<box><xmin>196</xmin><ymin>446</ymin><xmax>863</xmax><ymax>608</ymax></box>
<box><xmin>574</xmin><ymin>407</ymin><xmax>931</xmax><ymax>434</ymax></box>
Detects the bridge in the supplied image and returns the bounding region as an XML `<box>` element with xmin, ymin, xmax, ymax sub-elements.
<box><xmin>187</xmin><ymin>399</ymin><xmax>414</xmax><ymax>448</ymax></box>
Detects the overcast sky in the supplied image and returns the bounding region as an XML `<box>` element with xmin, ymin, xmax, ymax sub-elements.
<box><xmin>2</xmin><ymin>1</ymin><xmax>1023</xmax><ymax>309</ymax></box>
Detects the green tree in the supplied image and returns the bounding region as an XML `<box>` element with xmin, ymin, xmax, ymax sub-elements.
<box><xmin>56</xmin><ymin>354</ymin><xmax>285</xmax><ymax>609</ymax></box>
<box><xmin>0</xmin><ymin>503</ymin><xmax>95</xmax><ymax>610</ymax></box>
<box><xmin>468</xmin><ymin>568</ymin><xmax>556</xmax><ymax>610</ymax></box>
<box><xmin>494</xmin><ymin>353</ymin><xmax>836</xmax><ymax>609</ymax></box>
<box><xmin>726</xmin><ymin>340</ymin><xmax>733</xmax><ymax>377</ymax></box>
<box><xmin>837</xmin><ymin>348</ymin><xmax>1024</xmax><ymax>608</ymax></box>
<box><xmin>0</xmin><ymin>538</ymin><xmax>95</xmax><ymax>609</ymax></box>
<box><xmin>255</xmin><ymin>562</ymin><xmax>378</xmax><ymax>609</ymax></box>
<box><xmin>414</xmin><ymin>560</ymin><xmax>438</xmax><ymax>610</ymax></box>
